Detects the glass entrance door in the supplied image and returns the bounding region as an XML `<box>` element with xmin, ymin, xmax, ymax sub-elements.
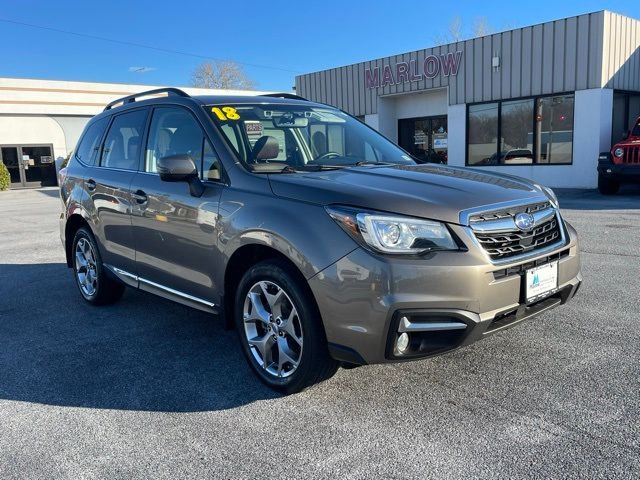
<box><xmin>0</xmin><ymin>145</ymin><xmax>57</xmax><ymax>188</ymax></box>
<box><xmin>398</xmin><ymin>116</ymin><xmax>448</xmax><ymax>164</ymax></box>
<box><xmin>1</xmin><ymin>147</ymin><xmax>22</xmax><ymax>185</ymax></box>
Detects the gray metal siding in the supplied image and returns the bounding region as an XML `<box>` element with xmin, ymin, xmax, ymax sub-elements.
<box><xmin>603</xmin><ymin>11</ymin><xmax>640</xmax><ymax>91</ymax></box>
<box><xmin>296</xmin><ymin>11</ymin><xmax>622</xmax><ymax>116</ymax></box>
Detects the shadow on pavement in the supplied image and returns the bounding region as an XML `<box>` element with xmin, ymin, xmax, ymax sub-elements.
<box><xmin>0</xmin><ymin>263</ymin><xmax>279</xmax><ymax>412</ymax></box>
<box><xmin>34</xmin><ymin>188</ymin><xmax>61</xmax><ymax>199</ymax></box>
<box><xmin>557</xmin><ymin>186</ymin><xmax>640</xmax><ymax>210</ymax></box>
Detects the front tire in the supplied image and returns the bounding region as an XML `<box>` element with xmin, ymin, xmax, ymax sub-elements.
<box><xmin>72</xmin><ymin>227</ymin><xmax>125</xmax><ymax>305</ymax></box>
<box><xmin>598</xmin><ymin>175</ymin><xmax>620</xmax><ymax>195</ymax></box>
<box><xmin>234</xmin><ymin>259</ymin><xmax>338</xmax><ymax>394</ymax></box>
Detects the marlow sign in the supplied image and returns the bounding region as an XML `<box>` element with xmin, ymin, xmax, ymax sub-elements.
<box><xmin>365</xmin><ymin>51</ymin><xmax>463</xmax><ymax>89</ymax></box>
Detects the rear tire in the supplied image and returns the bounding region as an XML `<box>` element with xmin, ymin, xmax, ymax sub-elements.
<box><xmin>72</xmin><ymin>227</ymin><xmax>125</xmax><ymax>305</ymax></box>
<box><xmin>234</xmin><ymin>259</ymin><xmax>338</xmax><ymax>394</ymax></box>
<box><xmin>598</xmin><ymin>176</ymin><xmax>620</xmax><ymax>195</ymax></box>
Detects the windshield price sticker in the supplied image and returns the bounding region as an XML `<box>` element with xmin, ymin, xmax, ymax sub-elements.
<box><xmin>211</xmin><ymin>106</ymin><xmax>241</xmax><ymax>121</ymax></box>
<box><xmin>245</xmin><ymin>121</ymin><xmax>263</xmax><ymax>137</ymax></box>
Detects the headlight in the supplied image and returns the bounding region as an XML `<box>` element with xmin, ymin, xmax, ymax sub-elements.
<box><xmin>614</xmin><ymin>147</ymin><xmax>624</xmax><ymax>158</ymax></box>
<box><xmin>326</xmin><ymin>206</ymin><xmax>458</xmax><ymax>254</ymax></box>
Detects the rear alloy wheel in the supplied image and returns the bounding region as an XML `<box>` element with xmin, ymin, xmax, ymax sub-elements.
<box><xmin>72</xmin><ymin>227</ymin><xmax>125</xmax><ymax>305</ymax></box>
<box><xmin>598</xmin><ymin>176</ymin><xmax>620</xmax><ymax>195</ymax></box>
<box><xmin>235</xmin><ymin>260</ymin><xmax>338</xmax><ymax>393</ymax></box>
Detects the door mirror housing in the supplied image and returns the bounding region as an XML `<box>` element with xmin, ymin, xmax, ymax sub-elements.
<box><xmin>157</xmin><ymin>154</ymin><xmax>204</xmax><ymax>197</ymax></box>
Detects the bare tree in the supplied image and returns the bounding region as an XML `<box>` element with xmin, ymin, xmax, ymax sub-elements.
<box><xmin>448</xmin><ymin>16</ymin><xmax>463</xmax><ymax>42</ymax></box>
<box><xmin>191</xmin><ymin>61</ymin><xmax>256</xmax><ymax>90</ymax></box>
<box><xmin>473</xmin><ymin>17</ymin><xmax>493</xmax><ymax>37</ymax></box>
<box><xmin>432</xmin><ymin>15</ymin><xmax>492</xmax><ymax>45</ymax></box>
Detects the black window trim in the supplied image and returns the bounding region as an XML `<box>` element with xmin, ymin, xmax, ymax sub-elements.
<box><xmin>142</xmin><ymin>103</ymin><xmax>226</xmax><ymax>184</ymax></box>
<box><xmin>465</xmin><ymin>91</ymin><xmax>576</xmax><ymax>167</ymax></box>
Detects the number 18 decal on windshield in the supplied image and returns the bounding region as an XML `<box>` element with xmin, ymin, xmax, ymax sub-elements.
<box><xmin>211</xmin><ymin>106</ymin><xmax>240</xmax><ymax>120</ymax></box>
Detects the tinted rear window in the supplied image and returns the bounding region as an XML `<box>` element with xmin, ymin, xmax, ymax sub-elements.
<box><xmin>75</xmin><ymin>117</ymin><xmax>108</xmax><ymax>166</ymax></box>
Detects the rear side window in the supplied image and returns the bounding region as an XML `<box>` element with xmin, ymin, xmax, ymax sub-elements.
<box><xmin>100</xmin><ymin>109</ymin><xmax>148</xmax><ymax>170</ymax></box>
<box><xmin>75</xmin><ymin>117</ymin><xmax>108</xmax><ymax>165</ymax></box>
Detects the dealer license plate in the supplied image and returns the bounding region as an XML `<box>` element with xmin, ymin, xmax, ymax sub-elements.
<box><xmin>525</xmin><ymin>262</ymin><xmax>558</xmax><ymax>302</ymax></box>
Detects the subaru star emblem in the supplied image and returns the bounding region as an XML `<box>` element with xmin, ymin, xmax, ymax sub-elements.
<box><xmin>514</xmin><ymin>212</ymin><xmax>535</xmax><ymax>231</ymax></box>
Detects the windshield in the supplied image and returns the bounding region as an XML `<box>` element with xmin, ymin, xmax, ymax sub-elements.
<box><xmin>633</xmin><ymin>119</ymin><xmax>640</xmax><ymax>137</ymax></box>
<box><xmin>205</xmin><ymin>103</ymin><xmax>415</xmax><ymax>172</ymax></box>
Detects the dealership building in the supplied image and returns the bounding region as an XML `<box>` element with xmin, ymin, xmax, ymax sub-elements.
<box><xmin>295</xmin><ymin>10</ymin><xmax>640</xmax><ymax>188</ymax></box>
<box><xmin>0</xmin><ymin>77</ymin><xmax>261</xmax><ymax>189</ymax></box>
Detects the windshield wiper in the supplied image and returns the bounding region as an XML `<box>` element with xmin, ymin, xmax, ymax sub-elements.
<box><xmin>352</xmin><ymin>161</ymin><xmax>395</xmax><ymax>167</ymax></box>
<box><xmin>279</xmin><ymin>164</ymin><xmax>345</xmax><ymax>173</ymax></box>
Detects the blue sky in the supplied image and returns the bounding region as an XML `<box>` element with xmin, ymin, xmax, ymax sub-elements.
<box><xmin>0</xmin><ymin>1</ymin><xmax>638</xmax><ymax>91</ymax></box>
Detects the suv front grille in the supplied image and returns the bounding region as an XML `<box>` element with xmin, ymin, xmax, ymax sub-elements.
<box><xmin>469</xmin><ymin>202</ymin><xmax>564</xmax><ymax>262</ymax></box>
<box><xmin>619</xmin><ymin>146</ymin><xmax>640</xmax><ymax>164</ymax></box>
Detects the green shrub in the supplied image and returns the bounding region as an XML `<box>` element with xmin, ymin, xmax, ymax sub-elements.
<box><xmin>60</xmin><ymin>151</ymin><xmax>72</xmax><ymax>169</ymax></box>
<box><xmin>0</xmin><ymin>161</ymin><xmax>10</xmax><ymax>191</ymax></box>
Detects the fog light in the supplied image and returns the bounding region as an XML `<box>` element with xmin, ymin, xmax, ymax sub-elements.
<box><xmin>396</xmin><ymin>332</ymin><xmax>410</xmax><ymax>353</ymax></box>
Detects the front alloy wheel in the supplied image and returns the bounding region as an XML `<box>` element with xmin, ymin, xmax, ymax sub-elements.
<box><xmin>234</xmin><ymin>260</ymin><xmax>338</xmax><ymax>394</ymax></box>
<box><xmin>243</xmin><ymin>280</ymin><xmax>304</xmax><ymax>378</ymax></box>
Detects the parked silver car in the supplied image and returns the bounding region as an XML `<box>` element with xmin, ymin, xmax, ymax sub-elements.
<box><xmin>59</xmin><ymin>88</ymin><xmax>582</xmax><ymax>393</ymax></box>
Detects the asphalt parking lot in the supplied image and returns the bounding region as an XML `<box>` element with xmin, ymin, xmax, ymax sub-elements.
<box><xmin>1</xmin><ymin>187</ymin><xmax>639</xmax><ymax>479</ymax></box>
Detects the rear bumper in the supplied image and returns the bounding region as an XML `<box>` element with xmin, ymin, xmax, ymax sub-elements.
<box><xmin>310</xmin><ymin>221</ymin><xmax>581</xmax><ymax>365</ymax></box>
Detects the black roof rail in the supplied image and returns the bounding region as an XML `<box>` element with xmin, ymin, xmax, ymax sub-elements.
<box><xmin>104</xmin><ymin>87</ymin><xmax>190</xmax><ymax>111</ymax></box>
<box><xmin>260</xmin><ymin>92</ymin><xmax>307</xmax><ymax>101</ymax></box>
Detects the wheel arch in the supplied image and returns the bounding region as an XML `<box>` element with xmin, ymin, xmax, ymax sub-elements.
<box><xmin>223</xmin><ymin>243</ymin><xmax>324</xmax><ymax>333</ymax></box>
<box><xmin>64</xmin><ymin>213</ymin><xmax>90</xmax><ymax>267</ymax></box>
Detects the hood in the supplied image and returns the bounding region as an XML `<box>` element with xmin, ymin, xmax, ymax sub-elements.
<box><xmin>268</xmin><ymin>164</ymin><xmax>548</xmax><ymax>225</ymax></box>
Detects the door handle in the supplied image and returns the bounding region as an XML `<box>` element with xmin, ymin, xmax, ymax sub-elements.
<box><xmin>131</xmin><ymin>190</ymin><xmax>148</xmax><ymax>204</ymax></box>
<box><xmin>86</xmin><ymin>179</ymin><xmax>96</xmax><ymax>192</ymax></box>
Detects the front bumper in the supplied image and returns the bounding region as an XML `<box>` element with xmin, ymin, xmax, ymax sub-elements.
<box><xmin>309</xmin><ymin>221</ymin><xmax>581</xmax><ymax>365</ymax></box>
<box><xmin>598</xmin><ymin>157</ymin><xmax>640</xmax><ymax>183</ymax></box>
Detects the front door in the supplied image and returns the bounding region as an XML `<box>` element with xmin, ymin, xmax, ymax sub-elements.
<box><xmin>1</xmin><ymin>145</ymin><xmax>57</xmax><ymax>188</ymax></box>
<box><xmin>398</xmin><ymin>116</ymin><xmax>448</xmax><ymax>164</ymax></box>
<box><xmin>129</xmin><ymin>106</ymin><xmax>225</xmax><ymax>307</ymax></box>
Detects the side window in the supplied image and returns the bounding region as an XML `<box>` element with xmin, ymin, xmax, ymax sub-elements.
<box><xmin>100</xmin><ymin>110</ymin><xmax>147</xmax><ymax>170</ymax></box>
<box><xmin>145</xmin><ymin>107</ymin><xmax>209</xmax><ymax>176</ymax></box>
<box><xmin>75</xmin><ymin>117</ymin><xmax>108</xmax><ymax>165</ymax></box>
<box><xmin>203</xmin><ymin>139</ymin><xmax>222</xmax><ymax>181</ymax></box>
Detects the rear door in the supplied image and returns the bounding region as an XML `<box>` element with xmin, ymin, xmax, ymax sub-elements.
<box><xmin>129</xmin><ymin>105</ymin><xmax>225</xmax><ymax>308</ymax></box>
<box><xmin>84</xmin><ymin>108</ymin><xmax>149</xmax><ymax>277</ymax></box>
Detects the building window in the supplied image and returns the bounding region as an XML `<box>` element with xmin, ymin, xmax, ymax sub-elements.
<box><xmin>466</xmin><ymin>94</ymin><xmax>574</xmax><ymax>166</ymax></box>
<box><xmin>500</xmin><ymin>99</ymin><xmax>534</xmax><ymax>164</ymax></box>
<box><xmin>612</xmin><ymin>91</ymin><xmax>640</xmax><ymax>146</ymax></box>
<box><xmin>467</xmin><ymin>103</ymin><xmax>498</xmax><ymax>165</ymax></box>
<box><xmin>535</xmin><ymin>95</ymin><xmax>574</xmax><ymax>164</ymax></box>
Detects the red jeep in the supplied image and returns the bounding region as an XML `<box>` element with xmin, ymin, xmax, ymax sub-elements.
<box><xmin>598</xmin><ymin>117</ymin><xmax>640</xmax><ymax>194</ymax></box>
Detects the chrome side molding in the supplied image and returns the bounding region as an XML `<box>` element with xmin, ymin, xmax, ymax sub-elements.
<box><xmin>104</xmin><ymin>264</ymin><xmax>216</xmax><ymax>310</ymax></box>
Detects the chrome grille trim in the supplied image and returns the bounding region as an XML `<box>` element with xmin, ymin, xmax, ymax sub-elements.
<box><xmin>470</xmin><ymin>207</ymin><xmax>555</xmax><ymax>234</ymax></box>
<box><xmin>461</xmin><ymin>200</ymin><xmax>567</xmax><ymax>264</ymax></box>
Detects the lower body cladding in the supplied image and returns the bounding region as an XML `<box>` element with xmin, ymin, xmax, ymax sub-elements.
<box><xmin>309</xmin><ymin>223</ymin><xmax>581</xmax><ymax>365</ymax></box>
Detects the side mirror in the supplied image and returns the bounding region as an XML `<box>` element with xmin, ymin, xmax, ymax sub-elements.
<box><xmin>157</xmin><ymin>154</ymin><xmax>204</xmax><ymax>197</ymax></box>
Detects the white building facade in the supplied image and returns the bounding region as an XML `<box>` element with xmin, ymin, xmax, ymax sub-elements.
<box><xmin>295</xmin><ymin>11</ymin><xmax>640</xmax><ymax>188</ymax></box>
<box><xmin>0</xmin><ymin>77</ymin><xmax>261</xmax><ymax>188</ymax></box>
